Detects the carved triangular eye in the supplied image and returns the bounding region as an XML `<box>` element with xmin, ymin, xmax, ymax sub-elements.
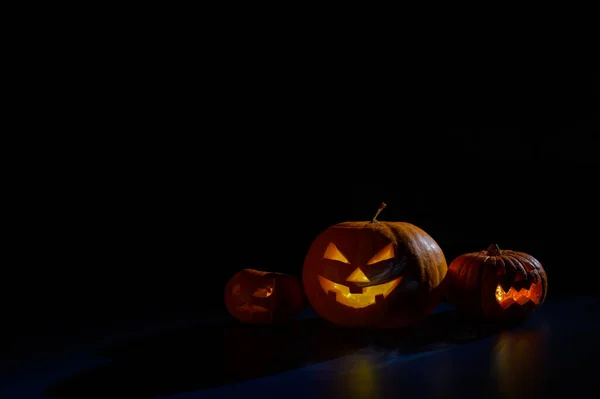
<box><xmin>367</xmin><ymin>243</ymin><xmax>395</xmax><ymax>265</ymax></box>
<box><xmin>323</xmin><ymin>242</ymin><xmax>351</xmax><ymax>264</ymax></box>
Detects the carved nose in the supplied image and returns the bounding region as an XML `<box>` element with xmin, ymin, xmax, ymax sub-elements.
<box><xmin>346</xmin><ymin>268</ymin><xmax>370</xmax><ymax>283</ymax></box>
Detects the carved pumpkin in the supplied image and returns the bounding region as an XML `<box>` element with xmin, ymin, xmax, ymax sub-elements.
<box><xmin>302</xmin><ymin>203</ymin><xmax>448</xmax><ymax>327</ymax></box>
<box><xmin>446</xmin><ymin>244</ymin><xmax>548</xmax><ymax>321</ymax></box>
<box><xmin>224</xmin><ymin>269</ymin><xmax>305</xmax><ymax>324</ymax></box>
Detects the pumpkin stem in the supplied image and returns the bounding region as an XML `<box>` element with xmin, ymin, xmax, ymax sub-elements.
<box><xmin>371</xmin><ymin>202</ymin><xmax>387</xmax><ymax>223</ymax></box>
<box><xmin>486</xmin><ymin>244</ymin><xmax>502</xmax><ymax>256</ymax></box>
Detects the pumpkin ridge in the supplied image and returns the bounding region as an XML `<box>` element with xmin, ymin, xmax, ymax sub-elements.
<box><xmin>496</xmin><ymin>256</ymin><xmax>507</xmax><ymax>277</ymax></box>
<box><xmin>481</xmin><ymin>256</ymin><xmax>498</xmax><ymax>317</ymax></box>
<box><xmin>380</xmin><ymin>222</ymin><xmax>439</xmax><ymax>291</ymax></box>
<box><xmin>500</xmin><ymin>256</ymin><xmax>519</xmax><ymax>282</ymax></box>
<box><xmin>508</xmin><ymin>256</ymin><xmax>529</xmax><ymax>281</ymax></box>
<box><xmin>477</xmin><ymin>254</ymin><xmax>486</xmax><ymax>316</ymax></box>
<box><xmin>510</xmin><ymin>252</ymin><xmax>543</xmax><ymax>286</ymax></box>
<box><xmin>510</xmin><ymin>252</ymin><xmax>537</xmax><ymax>272</ymax></box>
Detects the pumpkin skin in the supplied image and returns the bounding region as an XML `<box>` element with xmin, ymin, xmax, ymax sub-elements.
<box><xmin>446</xmin><ymin>244</ymin><xmax>548</xmax><ymax>321</ymax></box>
<box><xmin>302</xmin><ymin>219</ymin><xmax>448</xmax><ymax>327</ymax></box>
<box><xmin>224</xmin><ymin>269</ymin><xmax>305</xmax><ymax>324</ymax></box>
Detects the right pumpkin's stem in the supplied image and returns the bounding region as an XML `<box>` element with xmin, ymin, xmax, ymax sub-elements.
<box><xmin>486</xmin><ymin>244</ymin><xmax>502</xmax><ymax>256</ymax></box>
<box><xmin>371</xmin><ymin>202</ymin><xmax>387</xmax><ymax>223</ymax></box>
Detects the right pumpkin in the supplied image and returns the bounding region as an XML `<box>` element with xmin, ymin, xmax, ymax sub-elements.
<box><xmin>446</xmin><ymin>244</ymin><xmax>548</xmax><ymax>321</ymax></box>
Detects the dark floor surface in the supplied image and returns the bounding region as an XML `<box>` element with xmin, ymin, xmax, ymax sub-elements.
<box><xmin>2</xmin><ymin>296</ymin><xmax>599</xmax><ymax>399</ymax></box>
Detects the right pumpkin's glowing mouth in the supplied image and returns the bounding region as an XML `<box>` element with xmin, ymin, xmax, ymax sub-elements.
<box><xmin>494</xmin><ymin>282</ymin><xmax>542</xmax><ymax>309</ymax></box>
<box><xmin>318</xmin><ymin>275</ymin><xmax>402</xmax><ymax>309</ymax></box>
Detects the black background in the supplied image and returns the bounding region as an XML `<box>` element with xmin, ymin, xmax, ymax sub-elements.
<box><xmin>4</xmin><ymin>59</ymin><xmax>598</xmax><ymax>345</ymax></box>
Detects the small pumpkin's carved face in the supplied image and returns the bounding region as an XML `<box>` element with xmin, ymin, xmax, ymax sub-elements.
<box><xmin>224</xmin><ymin>269</ymin><xmax>305</xmax><ymax>324</ymax></box>
<box><xmin>303</xmin><ymin>221</ymin><xmax>447</xmax><ymax>327</ymax></box>
<box><xmin>230</xmin><ymin>279</ymin><xmax>275</xmax><ymax>314</ymax></box>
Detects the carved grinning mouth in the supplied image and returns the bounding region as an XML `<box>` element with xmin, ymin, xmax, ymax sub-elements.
<box><xmin>236</xmin><ymin>303</ymin><xmax>268</xmax><ymax>312</ymax></box>
<box><xmin>495</xmin><ymin>282</ymin><xmax>542</xmax><ymax>309</ymax></box>
<box><xmin>318</xmin><ymin>275</ymin><xmax>402</xmax><ymax>308</ymax></box>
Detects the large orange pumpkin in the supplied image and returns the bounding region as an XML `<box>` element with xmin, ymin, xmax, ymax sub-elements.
<box><xmin>446</xmin><ymin>244</ymin><xmax>548</xmax><ymax>321</ymax></box>
<box><xmin>224</xmin><ymin>269</ymin><xmax>305</xmax><ymax>324</ymax></box>
<box><xmin>302</xmin><ymin>203</ymin><xmax>448</xmax><ymax>327</ymax></box>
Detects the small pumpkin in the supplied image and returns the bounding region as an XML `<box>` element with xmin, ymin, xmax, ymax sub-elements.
<box><xmin>446</xmin><ymin>244</ymin><xmax>548</xmax><ymax>321</ymax></box>
<box><xmin>302</xmin><ymin>203</ymin><xmax>448</xmax><ymax>327</ymax></box>
<box><xmin>224</xmin><ymin>269</ymin><xmax>305</xmax><ymax>324</ymax></box>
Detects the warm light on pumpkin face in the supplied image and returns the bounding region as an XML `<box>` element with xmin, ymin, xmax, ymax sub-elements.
<box><xmin>231</xmin><ymin>282</ymin><xmax>273</xmax><ymax>313</ymax></box>
<box><xmin>495</xmin><ymin>282</ymin><xmax>542</xmax><ymax>309</ymax></box>
<box><xmin>224</xmin><ymin>269</ymin><xmax>305</xmax><ymax>324</ymax></box>
<box><xmin>318</xmin><ymin>241</ymin><xmax>401</xmax><ymax>309</ymax></box>
<box><xmin>323</xmin><ymin>242</ymin><xmax>351</xmax><ymax>264</ymax></box>
<box><xmin>318</xmin><ymin>275</ymin><xmax>402</xmax><ymax>308</ymax></box>
<box><xmin>366</xmin><ymin>243</ymin><xmax>395</xmax><ymax>265</ymax></box>
<box><xmin>302</xmin><ymin>203</ymin><xmax>448</xmax><ymax>327</ymax></box>
<box><xmin>252</xmin><ymin>286</ymin><xmax>273</xmax><ymax>298</ymax></box>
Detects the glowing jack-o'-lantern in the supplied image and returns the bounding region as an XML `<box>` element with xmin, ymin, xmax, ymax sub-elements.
<box><xmin>446</xmin><ymin>244</ymin><xmax>548</xmax><ymax>321</ymax></box>
<box><xmin>224</xmin><ymin>269</ymin><xmax>305</xmax><ymax>324</ymax></box>
<box><xmin>302</xmin><ymin>203</ymin><xmax>448</xmax><ymax>327</ymax></box>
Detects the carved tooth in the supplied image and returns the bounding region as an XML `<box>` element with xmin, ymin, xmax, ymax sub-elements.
<box><xmin>516</xmin><ymin>295</ymin><xmax>530</xmax><ymax>305</ymax></box>
<box><xmin>502</xmin><ymin>297</ymin><xmax>515</xmax><ymax>307</ymax></box>
<box><xmin>349</xmin><ymin>285</ymin><xmax>363</xmax><ymax>294</ymax></box>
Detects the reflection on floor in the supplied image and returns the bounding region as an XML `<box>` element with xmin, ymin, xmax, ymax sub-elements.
<box><xmin>2</xmin><ymin>297</ymin><xmax>600</xmax><ymax>399</ymax></box>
